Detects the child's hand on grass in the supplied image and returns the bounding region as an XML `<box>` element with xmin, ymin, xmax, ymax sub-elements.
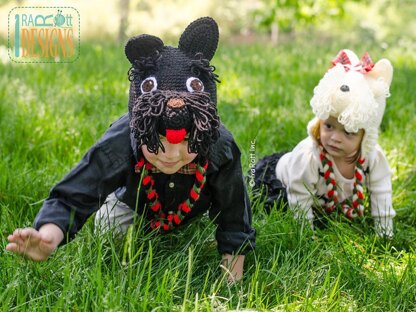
<box><xmin>6</xmin><ymin>224</ymin><xmax>64</xmax><ymax>261</ymax></box>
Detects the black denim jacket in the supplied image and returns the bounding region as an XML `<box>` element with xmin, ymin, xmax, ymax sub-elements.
<box><xmin>34</xmin><ymin>114</ymin><xmax>256</xmax><ymax>255</ymax></box>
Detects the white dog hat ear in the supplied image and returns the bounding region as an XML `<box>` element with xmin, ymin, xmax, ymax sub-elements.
<box><xmin>367</xmin><ymin>58</ymin><xmax>393</xmax><ymax>87</ymax></box>
<box><xmin>364</xmin><ymin>58</ymin><xmax>393</xmax><ymax>126</ymax></box>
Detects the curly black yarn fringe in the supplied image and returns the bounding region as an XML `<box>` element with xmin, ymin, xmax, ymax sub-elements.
<box><xmin>127</xmin><ymin>51</ymin><xmax>161</xmax><ymax>82</ymax></box>
<box><xmin>190</xmin><ymin>52</ymin><xmax>220</xmax><ymax>83</ymax></box>
<box><xmin>130</xmin><ymin>90</ymin><xmax>220</xmax><ymax>157</ymax></box>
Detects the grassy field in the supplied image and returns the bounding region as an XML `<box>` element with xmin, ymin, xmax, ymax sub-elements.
<box><xmin>1</xmin><ymin>37</ymin><xmax>416</xmax><ymax>311</ymax></box>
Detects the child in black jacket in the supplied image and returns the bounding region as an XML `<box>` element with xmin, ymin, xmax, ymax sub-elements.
<box><xmin>6</xmin><ymin>17</ymin><xmax>255</xmax><ymax>282</ymax></box>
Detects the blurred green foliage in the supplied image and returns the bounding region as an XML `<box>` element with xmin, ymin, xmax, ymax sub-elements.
<box><xmin>254</xmin><ymin>0</ymin><xmax>351</xmax><ymax>32</ymax></box>
<box><xmin>252</xmin><ymin>0</ymin><xmax>416</xmax><ymax>48</ymax></box>
<box><xmin>1</xmin><ymin>38</ymin><xmax>416</xmax><ymax>310</ymax></box>
<box><xmin>1</xmin><ymin>0</ymin><xmax>415</xmax><ymax>49</ymax></box>
<box><xmin>1</xmin><ymin>2</ymin><xmax>416</xmax><ymax>310</ymax></box>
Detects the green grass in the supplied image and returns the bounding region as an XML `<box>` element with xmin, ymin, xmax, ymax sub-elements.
<box><xmin>1</xmin><ymin>37</ymin><xmax>416</xmax><ymax>311</ymax></box>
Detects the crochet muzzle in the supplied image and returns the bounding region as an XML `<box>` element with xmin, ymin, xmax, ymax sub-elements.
<box><xmin>129</xmin><ymin>88</ymin><xmax>219</xmax><ymax>157</ymax></box>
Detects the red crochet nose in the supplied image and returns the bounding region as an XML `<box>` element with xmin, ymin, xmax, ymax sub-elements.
<box><xmin>166</xmin><ymin>128</ymin><xmax>187</xmax><ymax>144</ymax></box>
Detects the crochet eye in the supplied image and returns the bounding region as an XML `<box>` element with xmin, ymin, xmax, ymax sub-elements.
<box><xmin>141</xmin><ymin>77</ymin><xmax>157</xmax><ymax>93</ymax></box>
<box><xmin>186</xmin><ymin>77</ymin><xmax>204</xmax><ymax>92</ymax></box>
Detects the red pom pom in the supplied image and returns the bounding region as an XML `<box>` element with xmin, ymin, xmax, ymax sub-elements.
<box><xmin>173</xmin><ymin>214</ymin><xmax>181</xmax><ymax>225</ymax></box>
<box><xmin>143</xmin><ymin>176</ymin><xmax>151</xmax><ymax>186</ymax></box>
<box><xmin>167</xmin><ymin>214</ymin><xmax>174</xmax><ymax>222</ymax></box>
<box><xmin>150</xmin><ymin>202</ymin><xmax>161</xmax><ymax>212</ymax></box>
<box><xmin>355</xmin><ymin>171</ymin><xmax>363</xmax><ymax>181</ymax></box>
<box><xmin>136</xmin><ymin>158</ymin><xmax>145</xmax><ymax>168</ymax></box>
<box><xmin>145</xmin><ymin>163</ymin><xmax>152</xmax><ymax>170</ymax></box>
<box><xmin>328</xmin><ymin>189</ymin><xmax>334</xmax><ymax>198</ymax></box>
<box><xmin>179</xmin><ymin>202</ymin><xmax>191</xmax><ymax>213</ymax></box>
<box><xmin>357</xmin><ymin>191</ymin><xmax>364</xmax><ymax>199</ymax></box>
<box><xmin>190</xmin><ymin>188</ymin><xmax>199</xmax><ymax>201</ymax></box>
<box><xmin>196</xmin><ymin>171</ymin><xmax>204</xmax><ymax>182</ymax></box>
<box><xmin>325</xmin><ymin>205</ymin><xmax>335</xmax><ymax>213</ymax></box>
<box><xmin>324</xmin><ymin>171</ymin><xmax>331</xmax><ymax>179</ymax></box>
<box><xmin>163</xmin><ymin>224</ymin><xmax>170</xmax><ymax>231</ymax></box>
<box><xmin>147</xmin><ymin>190</ymin><xmax>156</xmax><ymax>200</ymax></box>
<box><xmin>166</xmin><ymin>128</ymin><xmax>187</xmax><ymax>144</ymax></box>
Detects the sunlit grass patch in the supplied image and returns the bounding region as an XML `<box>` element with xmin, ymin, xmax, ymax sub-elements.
<box><xmin>1</xmin><ymin>39</ymin><xmax>416</xmax><ymax>310</ymax></box>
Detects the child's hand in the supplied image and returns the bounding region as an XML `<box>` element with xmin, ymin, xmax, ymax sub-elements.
<box><xmin>6</xmin><ymin>224</ymin><xmax>64</xmax><ymax>261</ymax></box>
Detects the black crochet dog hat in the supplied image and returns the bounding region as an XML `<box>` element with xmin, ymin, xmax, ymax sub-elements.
<box><xmin>126</xmin><ymin>17</ymin><xmax>221</xmax><ymax>159</ymax></box>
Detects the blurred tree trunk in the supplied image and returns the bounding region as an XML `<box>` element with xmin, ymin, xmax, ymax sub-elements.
<box><xmin>118</xmin><ymin>0</ymin><xmax>130</xmax><ymax>42</ymax></box>
<box><xmin>270</xmin><ymin>22</ymin><xmax>278</xmax><ymax>44</ymax></box>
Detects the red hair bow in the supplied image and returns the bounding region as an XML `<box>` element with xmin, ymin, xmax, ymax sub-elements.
<box><xmin>331</xmin><ymin>50</ymin><xmax>374</xmax><ymax>73</ymax></box>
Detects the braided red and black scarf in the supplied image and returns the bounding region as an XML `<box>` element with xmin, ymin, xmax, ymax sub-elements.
<box><xmin>135</xmin><ymin>158</ymin><xmax>208</xmax><ymax>231</ymax></box>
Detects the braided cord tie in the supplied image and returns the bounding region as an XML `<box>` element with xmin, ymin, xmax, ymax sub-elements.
<box><xmin>320</xmin><ymin>151</ymin><xmax>338</xmax><ymax>213</ymax></box>
<box><xmin>319</xmin><ymin>147</ymin><xmax>366</xmax><ymax>219</ymax></box>
<box><xmin>135</xmin><ymin>158</ymin><xmax>208</xmax><ymax>231</ymax></box>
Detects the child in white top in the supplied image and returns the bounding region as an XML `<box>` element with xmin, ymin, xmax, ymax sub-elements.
<box><xmin>255</xmin><ymin>49</ymin><xmax>395</xmax><ymax>237</ymax></box>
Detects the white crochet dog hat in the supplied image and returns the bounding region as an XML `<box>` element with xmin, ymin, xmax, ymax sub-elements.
<box><xmin>308</xmin><ymin>49</ymin><xmax>393</xmax><ymax>157</ymax></box>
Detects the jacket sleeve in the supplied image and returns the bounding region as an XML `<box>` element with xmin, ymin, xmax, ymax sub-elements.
<box><xmin>207</xmin><ymin>129</ymin><xmax>256</xmax><ymax>255</ymax></box>
<box><xmin>277</xmin><ymin>138</ymin><xmax>320</xmax><ymax>223</ymax></box>
<box><xmin>33</xmin><ymin>115</ymin><xmax>134</xmax><ymax>243</ymax></box>
<box><xmin>367</xmin><ymin>145</ymin><xmax>396</xmax><ymax>237</ymax></box>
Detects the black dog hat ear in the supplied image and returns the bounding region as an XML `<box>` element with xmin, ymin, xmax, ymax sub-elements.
<box><xmin>125</xmin><ymin>34</ymin><xmax>164</xmax><ymax>64</ymax></box>
<box><xmin>178</xmin><ymin>17</ymin><xmax>219</xmax><ymax>61</ymax></box>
